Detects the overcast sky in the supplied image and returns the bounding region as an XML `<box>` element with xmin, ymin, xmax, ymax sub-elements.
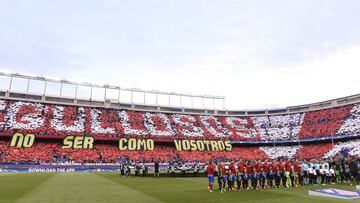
<box><xmin>1</xmin><ymin>0</ymin><xmax>360</xmax><ymax>110</ymax></box>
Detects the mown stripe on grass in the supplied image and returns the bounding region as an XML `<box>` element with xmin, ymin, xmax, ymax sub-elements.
<box><xmin>15</xmin><ymin>173</ymin><xmax>164</xmax><ymax>203</ymax></box>
<box><xmin>98</xmin><ymin>174</ymin><xmax>221</xmax><ymax>203</ymax></box>
<box><xmin>1</xmin><ymin>173</ymin><xmax>354</xmax><ymax>203</ymax></box>
<box><xmin>0</xmin><ymin>173</ymin><xmax>56</xmax><ymax>203</ymax></box>
<box><xmin>97</xmin><ymin>174</ymin><xmax>353</xmax><ymax>203</ymax></box>
<box><xmin>0</xmin><ymin>172</ymin><xmax>25</xmax><ymax>176</ymax></box>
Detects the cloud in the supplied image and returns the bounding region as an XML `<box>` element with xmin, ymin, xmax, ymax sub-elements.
<box><xmin>1</xmin><ymin>1</ymin><xmax>360</xmax><ymax>110</ymax></box>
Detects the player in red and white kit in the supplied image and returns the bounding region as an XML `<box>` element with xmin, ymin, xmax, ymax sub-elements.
<box><xmin>293</xmin><ymin>159</ymin><xmax>300</xmax><ymax>187</ymax></box>
<box><xmin>263</xmin><ymin>159</ymin><xmax>270</xmax><ymax>188</ymax></box>
<box><xmin>206</xmin><ymin>161</ymin><xmax>216</xmax><ymax>192</ymax></box>
<box><xmin>229</xmin><ymin>161</ymin><xmax>237</xmax><ymax>191</ymax></box>
<box><xmin>237</xmin><ymin>160</ymin><xmax>244</xmax><ymax>191</ymax></box>
<box><xmin>219</xmin><ymin>162</ymin><xmax>228</xmax><ymax>192</ymax></box>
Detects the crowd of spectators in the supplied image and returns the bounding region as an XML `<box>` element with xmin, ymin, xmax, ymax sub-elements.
<box><xmin>252</xmin><ymin>114</ymin><xmax>304</xmax><ymax>141</ymax></box>
<box><xmin>0</xmin><ymin>100</ymin><xmax>5</xmax><ymax>128</ymax></box>
<box><xmin>299</xmin><ymin>105</ymin><xmax>354</xmax><ymax>139</ymax></box>
<box><xmin>219</xmin><ymin>117</ymin><xmax>258</xmax><ymax>140</ymax></box>
<box><xmin>1</xmin><ymin>100</ymin><xmax>360</xmax><ymax>142</ymax></box>
<box><xmin>259</xmin><ymin>146</ymin><xmax>300</xmax><ymax>159</ymax></box>
<box><xmin>50</xmin><ymin>105</ymin><xmax>86</xmax><ymax>135</ymax></box>
<box><xmin>295</xmin><ymin>143</ymin><xmax>334</xmax><ymax>160</ymax></box>
<box><xmin>337</xmin><ymin>104</ymin><xmax>360</xmax><ymax>136</ymax></box>
<box><xmin>0</xmin><ymin>139</ymin><xmax>358</xmax><ymax>164</ymax></box>
<box><xmin>324</xmin><ymin>139</ymin><xmax>360</xmax><ymax>158</ymax></box>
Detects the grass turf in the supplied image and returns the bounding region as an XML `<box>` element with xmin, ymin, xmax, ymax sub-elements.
<box><xmin>0</xmin><ymin>173</ymin><xmax>358</xmax><ymax>203</ymax></box>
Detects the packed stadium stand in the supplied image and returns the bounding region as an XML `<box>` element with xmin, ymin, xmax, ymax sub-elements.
<box><xmin>0</xmin><ymin>98</ymin><xmax>359</xmax><ymax>164</ymax></box>
<box><xmin>0</xmin><ymin>139</ymin><xmax>359</xmax><ymax>164</ymax></box>
<box><xmin>1</xmin><ymin>100</ymin><xmax>360</xmax><ymax>141</ymax></box>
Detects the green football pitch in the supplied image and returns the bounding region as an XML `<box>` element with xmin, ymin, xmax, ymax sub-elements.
<box><xmin>0</xmin><ymin>173</ymin><xmax>358</xmax><ymax>203</ymax></box>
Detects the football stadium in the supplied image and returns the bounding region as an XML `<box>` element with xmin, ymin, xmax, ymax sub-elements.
<box><xmin>1</xmin><ymin>1</ymin><xmax>360</xmax><ymax>203</ymax></box>
<box><xmin>0</xmin><ymin>72</ymin><xmax>359</xmax><ymax>202</ymax></box>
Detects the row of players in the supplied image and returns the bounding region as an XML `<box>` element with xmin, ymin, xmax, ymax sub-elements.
<box><xmin>205</xmin><ymin>157</ymin><xmax>360</xmax><ymax>192</ymax></box>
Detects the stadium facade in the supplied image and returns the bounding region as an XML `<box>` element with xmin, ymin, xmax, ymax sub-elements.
<box><xmin>0</xmin><ymin>72</ymin><xmax>359</xmax><ymax>168</ymax></box>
